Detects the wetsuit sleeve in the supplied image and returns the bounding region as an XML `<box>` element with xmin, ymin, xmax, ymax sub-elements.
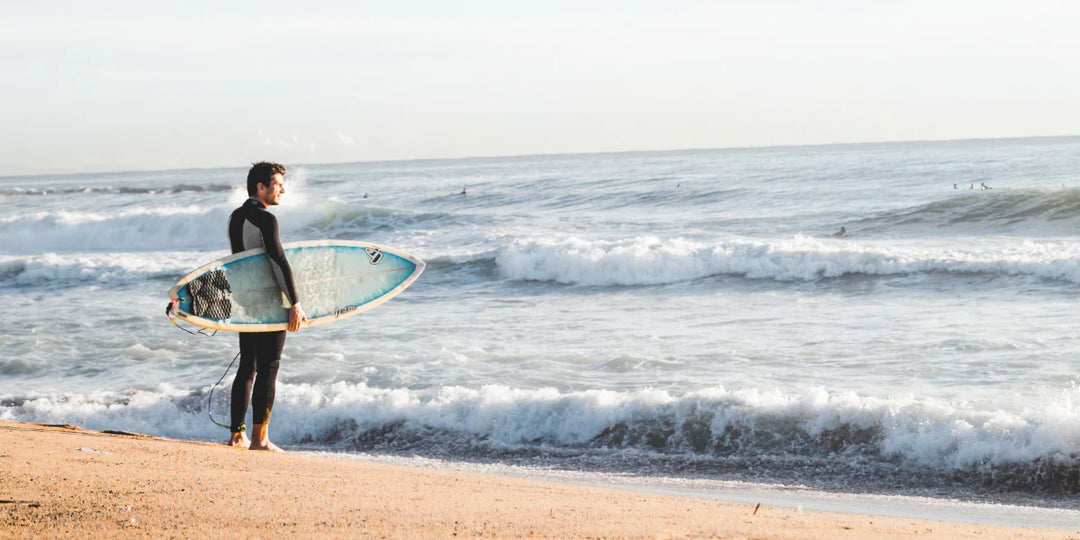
<box><xmin>262</xmin><ymin>213</ymin><xmax>301</xmax><ymax>306</ymax></box>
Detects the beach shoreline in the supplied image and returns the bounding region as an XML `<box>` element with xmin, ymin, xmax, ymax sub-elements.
<box><xmin>324</xmin><ymin>451</ymin><xmax>1080</xmax><ymax>530</ymax></box>
<box><xmin>2</xmin><ymin>420</ymin><xmax>1075</xmax><ymax>539</ymax></box>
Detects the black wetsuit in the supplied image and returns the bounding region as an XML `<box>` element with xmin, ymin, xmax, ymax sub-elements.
<box><xmin>227</xmin><ymin>199</ymin><xmax>300</xmax><ymax>433</ymax></box>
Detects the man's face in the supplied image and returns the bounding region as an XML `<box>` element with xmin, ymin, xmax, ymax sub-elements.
<box><xmin>257</xmin><ymin>173</ymin><xmax>285</xmax><ymax>206</ymax></box>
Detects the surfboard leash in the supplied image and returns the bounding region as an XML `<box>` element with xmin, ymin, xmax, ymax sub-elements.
<box><xmin>164</xmin><ymin>300</ymin><xmax>236</xmax><ymax>431</ymax></box>
<box><xmin>207</xmin><ymin>351</ymin><xmax>243</xmax><ymax>432</ymax></box>
<box><xmin>165</xmin><ymin>300</ymin><xmax>217</xmax><ymax>336</ymax></box>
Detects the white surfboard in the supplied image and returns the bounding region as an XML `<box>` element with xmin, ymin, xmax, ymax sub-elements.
<box><xmin>168</xmin><ymin>240</ymin><xmax>424</xmax><ymax>332</ymax></box>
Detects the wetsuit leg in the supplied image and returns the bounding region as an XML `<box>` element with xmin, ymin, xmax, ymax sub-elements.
<box><xmin>250</xmin><ymin>331</ymin><xmax>285</xmax><ymax>426</ymax></box>
<box><xmin>230</xmin><ymin>333</ymin><xmax>259</xmax><ymax>432</ymax></box>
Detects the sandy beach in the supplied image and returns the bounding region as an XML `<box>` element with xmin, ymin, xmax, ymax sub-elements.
<box><xmin>1</xmin><ymin>420</ymin><xmax>1074</xmax><ymax>539</ymax></box>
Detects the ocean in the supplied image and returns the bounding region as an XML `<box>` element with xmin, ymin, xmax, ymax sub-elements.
<box><xmin>3</xmin><ymin>137</ymin><xmax>1079</xmax><ymax>527</ymax></box>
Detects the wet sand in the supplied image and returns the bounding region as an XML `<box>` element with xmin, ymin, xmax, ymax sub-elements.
<box><xmin>1</xmin><ymin>420</ymin><xmax>1074</xmax><ymax>539</ymax></box>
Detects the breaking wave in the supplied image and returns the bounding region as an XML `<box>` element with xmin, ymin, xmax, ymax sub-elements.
<box><xmin>493</xmin><ymin>235</ymin><xmax>1080</xmax><ymax>286</ymax></box>
<box><xmin>0</xmin><ymin>184</ymin><xmax>235</xmax><ymax>197</ymax></box>
<box><xmin>4</xmin><ymin>382</ymin><xmax>1078</xmax><ymax>495</ymax></box>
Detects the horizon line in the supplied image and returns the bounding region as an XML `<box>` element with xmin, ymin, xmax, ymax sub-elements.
<box><xmin>3</xmin><ymin>133</ymin><xmax>1078</xmax><ymax>181</ymax></box>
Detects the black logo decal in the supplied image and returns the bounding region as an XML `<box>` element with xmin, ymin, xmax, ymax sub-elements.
<box><xmin>365</xmin><ymin>247</ymin><xmax>383</xmax><ymax>265</ymax></box>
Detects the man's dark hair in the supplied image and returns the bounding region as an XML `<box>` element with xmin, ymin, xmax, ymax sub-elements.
<box><xmin>247</xmin><ymin>161</ymin><xmax>286</xmax><ymax>196</ymax></box>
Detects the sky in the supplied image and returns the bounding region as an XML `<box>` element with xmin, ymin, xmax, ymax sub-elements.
<box><xmin>2</xmin><ymin>1</ymin><xmax>1078</xmax><ymax>175</ymax></box>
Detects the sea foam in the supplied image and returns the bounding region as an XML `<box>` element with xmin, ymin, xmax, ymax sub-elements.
<box><xmin>3</xmin><ymin>382</ymin><xmax>1078</xmax><ymax>492</ymax></box>
<box><xmin>494</xmin><ymin>235</ymin><xmax>1080</xmax><ymax>286</ymax></box>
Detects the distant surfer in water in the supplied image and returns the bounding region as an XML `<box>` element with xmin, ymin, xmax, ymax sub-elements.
<box><xmin>832</xmin><ymin>226</ymin><xmax>846</xmax><ymax>238</ymax></box>
<box><xmin>226</xmin><ymin>161</ymin><xmax>307</xmax><ymax>452</ymax></box>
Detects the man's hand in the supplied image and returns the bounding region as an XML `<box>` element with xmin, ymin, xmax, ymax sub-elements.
<box><xmin>288</xmin><ymin>303</ymin><xmax>307</xmax><ymax>332</ymax></box>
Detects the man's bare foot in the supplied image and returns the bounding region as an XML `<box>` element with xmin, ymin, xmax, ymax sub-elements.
<box><xmin>249</xmin><ymin>440</ymin><xmax>285</xmax><ymax>453</ymax></box>
<box><xmin>248</xmin><ymin>424</ymin><xmax>284</xmax><ymax>452</ymax></box>
<box><xmin>227</xmin><ymin>431</ymin><xmax>250</xmax><ymax>448</ymax></box>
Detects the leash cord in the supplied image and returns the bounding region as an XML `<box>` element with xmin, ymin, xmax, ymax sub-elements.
<box><xmin>207</xmin><ymin>352</ymin><xmax>242</xmax><ymax>432</ymax></box>
<box><xmin>165</xmin><ymin>301</ymin><xmax>236</xmax><ymax>431</ymax></box>
<box><xmin>165</xmin><ymin>301</ymin><xmax>217</xmax><ymax>336</ymax></box>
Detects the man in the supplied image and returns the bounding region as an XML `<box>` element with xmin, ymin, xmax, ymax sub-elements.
<box><xmin>227</xmin><ymin>161</ymin><xmax>307</xmax><ymax>451</ymax></box>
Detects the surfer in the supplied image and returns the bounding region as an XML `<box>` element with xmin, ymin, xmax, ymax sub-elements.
<box><xmin>832</xmin><ymin>226</ymin><xmax>846</xmax><ymax>238</ymax></box>
<box><xmin>226</xmin><ymin>161</ymin><xmax>307</xmax><ymax>452</ymax></box>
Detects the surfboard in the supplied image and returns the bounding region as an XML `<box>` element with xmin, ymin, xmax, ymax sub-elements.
<box><xmin>167</xmin><ymin>240</ymin><xmax>424</xmax><ymax>332</ymax></box>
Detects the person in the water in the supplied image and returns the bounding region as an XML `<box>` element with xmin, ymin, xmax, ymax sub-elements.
<box><xmin>832</xmin><ymin>226</ymin><xmax>846</xmax><ymax>238</ymax></box>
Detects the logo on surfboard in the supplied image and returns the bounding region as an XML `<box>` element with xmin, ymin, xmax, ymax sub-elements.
<box><xmin>365</xmin><ymin>247</ymin><xmax>383</xmax><ymax>265</ymax></box>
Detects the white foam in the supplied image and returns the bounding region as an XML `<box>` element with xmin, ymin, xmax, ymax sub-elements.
<box><xmin>0</xmin><ymin>174</ymin><xmax>324</xmax><ymax>255</ymax></box>
<box><xmin>0</xmin><ymin>205</ymin><xmax>235</xmax><ymax>253</ymax></box>
<box><xmin>495</xmin><ymin>235</ymin><xmax>1080</xmax><ymax>285</ymax></box>
<box><xmin>4</xmin><ymin>382</ymin><xmax>1078</xmax><ymax>471</ymax></box>
<box><xmin>0</xmin><ymin>251</ymin><xmax>218</xmax><ymax>287</ymax></box>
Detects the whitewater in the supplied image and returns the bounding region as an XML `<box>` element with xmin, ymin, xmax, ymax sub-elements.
<box><xmin>2</xmin><ymin>137</ymin><xmax>1080</xmax><ymax>525</ymax></box>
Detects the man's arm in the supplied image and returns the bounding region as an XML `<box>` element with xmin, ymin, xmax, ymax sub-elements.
<box><xmin>262</xmin><ymin>213</ymin><xmax>301</xmax><ymax>307</ymax></box>
<box><xmin>262</xmin><ymin>213</ymin><xmax>306</xmax><ymax>331</ymax></box>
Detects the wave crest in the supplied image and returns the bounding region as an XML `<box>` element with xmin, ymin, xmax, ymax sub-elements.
<box><xmin>4</xmin><ymin>383</ymin><xmax>1078</xmax><ymax>494</ymax></box>
<box><xmin>494</xmin><ymin>235</ymin><xmax>1080</xmax><ymax>286</ymax></box>
<box><xmin>857</xmin><ymin>187</ymin><xmax>1080</xmax><ymax>234</ymax></box>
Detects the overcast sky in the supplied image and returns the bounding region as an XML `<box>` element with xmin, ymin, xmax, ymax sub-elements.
<box><xmin>2</xmin><ymin>1</ymin><xmax>1078</xmax><ymax>175</ymax></box>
